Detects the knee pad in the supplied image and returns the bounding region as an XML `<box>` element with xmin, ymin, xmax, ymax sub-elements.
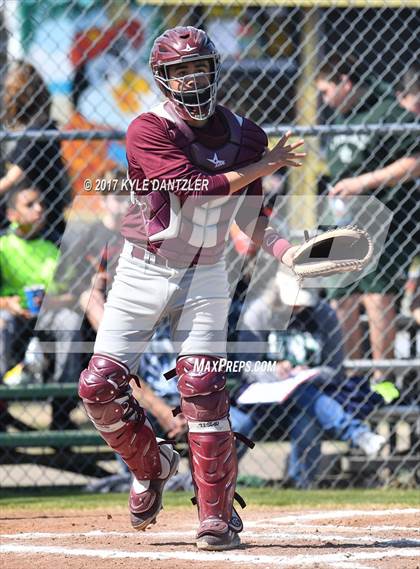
<box><xmin>79</xmin><ymin>354</ymin><xmax>131</xmax><ymax>403</ymax></box>
<box><xmin>79</xmin><ymin>354</ymin><xmax>161</xmax><ymax>480</ymax></box>
<box><xmin>176</xmin><ymin>355</ymin><xmax>230</xmax><ymax>423</ymax></box>
<box><xmin>79</xmin><ymin>354</ymin><xmax>138</xmax><ymax>428</ymax></box>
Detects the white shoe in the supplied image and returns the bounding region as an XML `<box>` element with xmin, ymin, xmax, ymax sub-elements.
<box><xmin>129</xmin><ymin>443</ymin><xmax>180</xmax><ymax>531</ymax></box>
<box><xmin>354</xmin><ymin>432</ymin><xmax>386</xmax><ymax>458</ymax></box>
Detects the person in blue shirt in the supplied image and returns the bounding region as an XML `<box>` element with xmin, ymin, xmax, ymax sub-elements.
<box><xmin>137</xmin><ymin>320</ymin><xmax>255</xmax><ymax>491</ymax></box>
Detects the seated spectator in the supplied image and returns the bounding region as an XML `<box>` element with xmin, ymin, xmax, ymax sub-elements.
<box><xmin>0</xmin><ymin>61</ymin><xmax>71</xmax><ymax>240</ymax></box>
<box><xmin>138</xmin><ymin>324</ymin><xmax>188</xmax><ymax>440</ymax></box>
<box><xmin>0</xmin><ymin>180</ymin><xmax>82</xmax><ymax>429</ymax></box>
<box><xmin>137</xmin><ymin>320</ymin><xmax>254</xmax><ymax>491</ymax></box>
<box><xmin>236</xmin><ymin>271</ymin><xmax>386</xmax><ymax>488</ymax></box>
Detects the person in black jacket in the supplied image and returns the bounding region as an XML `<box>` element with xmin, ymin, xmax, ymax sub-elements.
<box><xmin>0</xmin><ymin>61</ymin><xmax>71</xmax><ymax>241</ymax></box>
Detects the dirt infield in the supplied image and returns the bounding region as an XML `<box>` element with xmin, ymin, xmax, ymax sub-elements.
<box><xmin>1</xmin><ymin>505</ymin><xmax>419</xmax><ymax>569</ymax></box>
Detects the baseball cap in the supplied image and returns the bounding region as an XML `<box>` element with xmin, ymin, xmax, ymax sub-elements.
<box><xmin>275</xmin><ymin>271</ymin><xmax>319</xmax><ymax>307</ymax></box>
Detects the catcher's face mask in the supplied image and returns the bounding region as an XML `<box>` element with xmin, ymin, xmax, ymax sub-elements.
<box><xmin>159</xmin><ymin>57</ymin><xmax>220</xmax><ymax>121</ymax></box>
<box><xmin>150</xmin><ymin>26</ymin><xmax>221</xmax><ymax>121</ymax></box>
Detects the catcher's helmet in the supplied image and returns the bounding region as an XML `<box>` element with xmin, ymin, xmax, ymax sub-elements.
<box><xmin>149</xmin><ymin>26</ymin><xmax>221</xmax><ymax>121</ymax></box>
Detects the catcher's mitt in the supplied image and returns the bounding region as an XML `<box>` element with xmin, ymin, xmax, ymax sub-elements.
<box><xmin>292</xmin><ymin>226</ymin><xmax>373</xmax><ymax>280</ymax></box>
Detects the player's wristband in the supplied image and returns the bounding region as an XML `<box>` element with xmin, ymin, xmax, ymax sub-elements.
<box><xmin>262</xmin><ymin>230</ymin><xmax>292</xmax><ymax>261</ymax></box>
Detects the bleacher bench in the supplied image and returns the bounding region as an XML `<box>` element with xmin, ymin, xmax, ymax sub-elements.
<box><xmin>0</xmin><ymin>384</ymin><xmax>114</xmax><ymax>477</ymax></box>
<box><xmin>1</xmin><ymin>357</ymin><xmax>419</xmax><ymax>482</ymax></box>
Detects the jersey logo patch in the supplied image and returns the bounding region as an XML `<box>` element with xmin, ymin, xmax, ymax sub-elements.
<box><xmin>207</xmin><ymin>153</ymin><xmax>226</xmax><ymax>168</ymax></box>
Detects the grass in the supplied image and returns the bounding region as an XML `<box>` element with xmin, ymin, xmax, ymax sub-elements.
<box><xmin>0</xmin><ymin>487</ymin><xmax>419</xmax><ymax>512</ymax></box>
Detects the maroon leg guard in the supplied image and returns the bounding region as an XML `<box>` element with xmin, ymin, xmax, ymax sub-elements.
<box><xmin>78</xmin><ymin>354</ymin><xmax>161</xmax><ymax>480</ymax></box>
<box><xmin>176</xmin><ymin>355</ymin><xmax>239</xmax><ymax>538</ymax></box>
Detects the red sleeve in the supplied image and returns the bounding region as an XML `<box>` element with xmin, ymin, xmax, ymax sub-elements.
<box><xmin>235</xmin><ymin>179</ymin><xmax>292</xmax><ymax>260</ymax></box>
<box><xmin>126</xmin><ymin>113</ymin><xmax>230</xmax><ymax>198</ymax></box>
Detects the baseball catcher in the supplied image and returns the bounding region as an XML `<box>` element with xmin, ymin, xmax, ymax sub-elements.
<box><xmin>78</xmin><ymin>26</ymin><xmax>369</xmax><ymax>551</ymax></box>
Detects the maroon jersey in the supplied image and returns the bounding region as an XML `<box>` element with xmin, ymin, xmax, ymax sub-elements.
<box><xmin>122</xmin><ymin>101</ymin><xmax>289</xmax><ymax>266</ymax></box>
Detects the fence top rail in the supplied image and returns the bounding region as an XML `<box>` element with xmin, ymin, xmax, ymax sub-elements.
<box><xmin>0</xmin><ymin>384</ymin><xmax>78</xmax><ymax>400</ymax></box>
<box><xmin>265</xmin><ymin>123</ymin><xmax>420</xmax><ymax>136</ymax></box>
<box><xmin>136</xmin><ymin>0</ymin><xmax>420</xmax><ymax>6</ymax></box>
<box><xmin>0</xmin><ymin>123</ymin><xmax>419</xmax><ymax>142</ymax></box>
<box><xmin>0</xmin><ymin>129</ymin><xmax>126</xmax><ymax>142</ymax></box>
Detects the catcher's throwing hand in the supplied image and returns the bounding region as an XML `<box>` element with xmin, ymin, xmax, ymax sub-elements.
<box><xmin>262</xmin><ymin>131</ymin><xmax>306</xmax><ymax>172</ymax></box>
<box><xmin>226</xmin><ymin>130</ymin><xmax>306</xmax><ymax>195</ymax></box>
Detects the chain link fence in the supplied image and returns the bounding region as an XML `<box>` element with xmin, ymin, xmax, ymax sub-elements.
<box><xmin>0</xmin><ymin>0</ymin><xmax>419</xmax><ymax>490</ymax></box>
